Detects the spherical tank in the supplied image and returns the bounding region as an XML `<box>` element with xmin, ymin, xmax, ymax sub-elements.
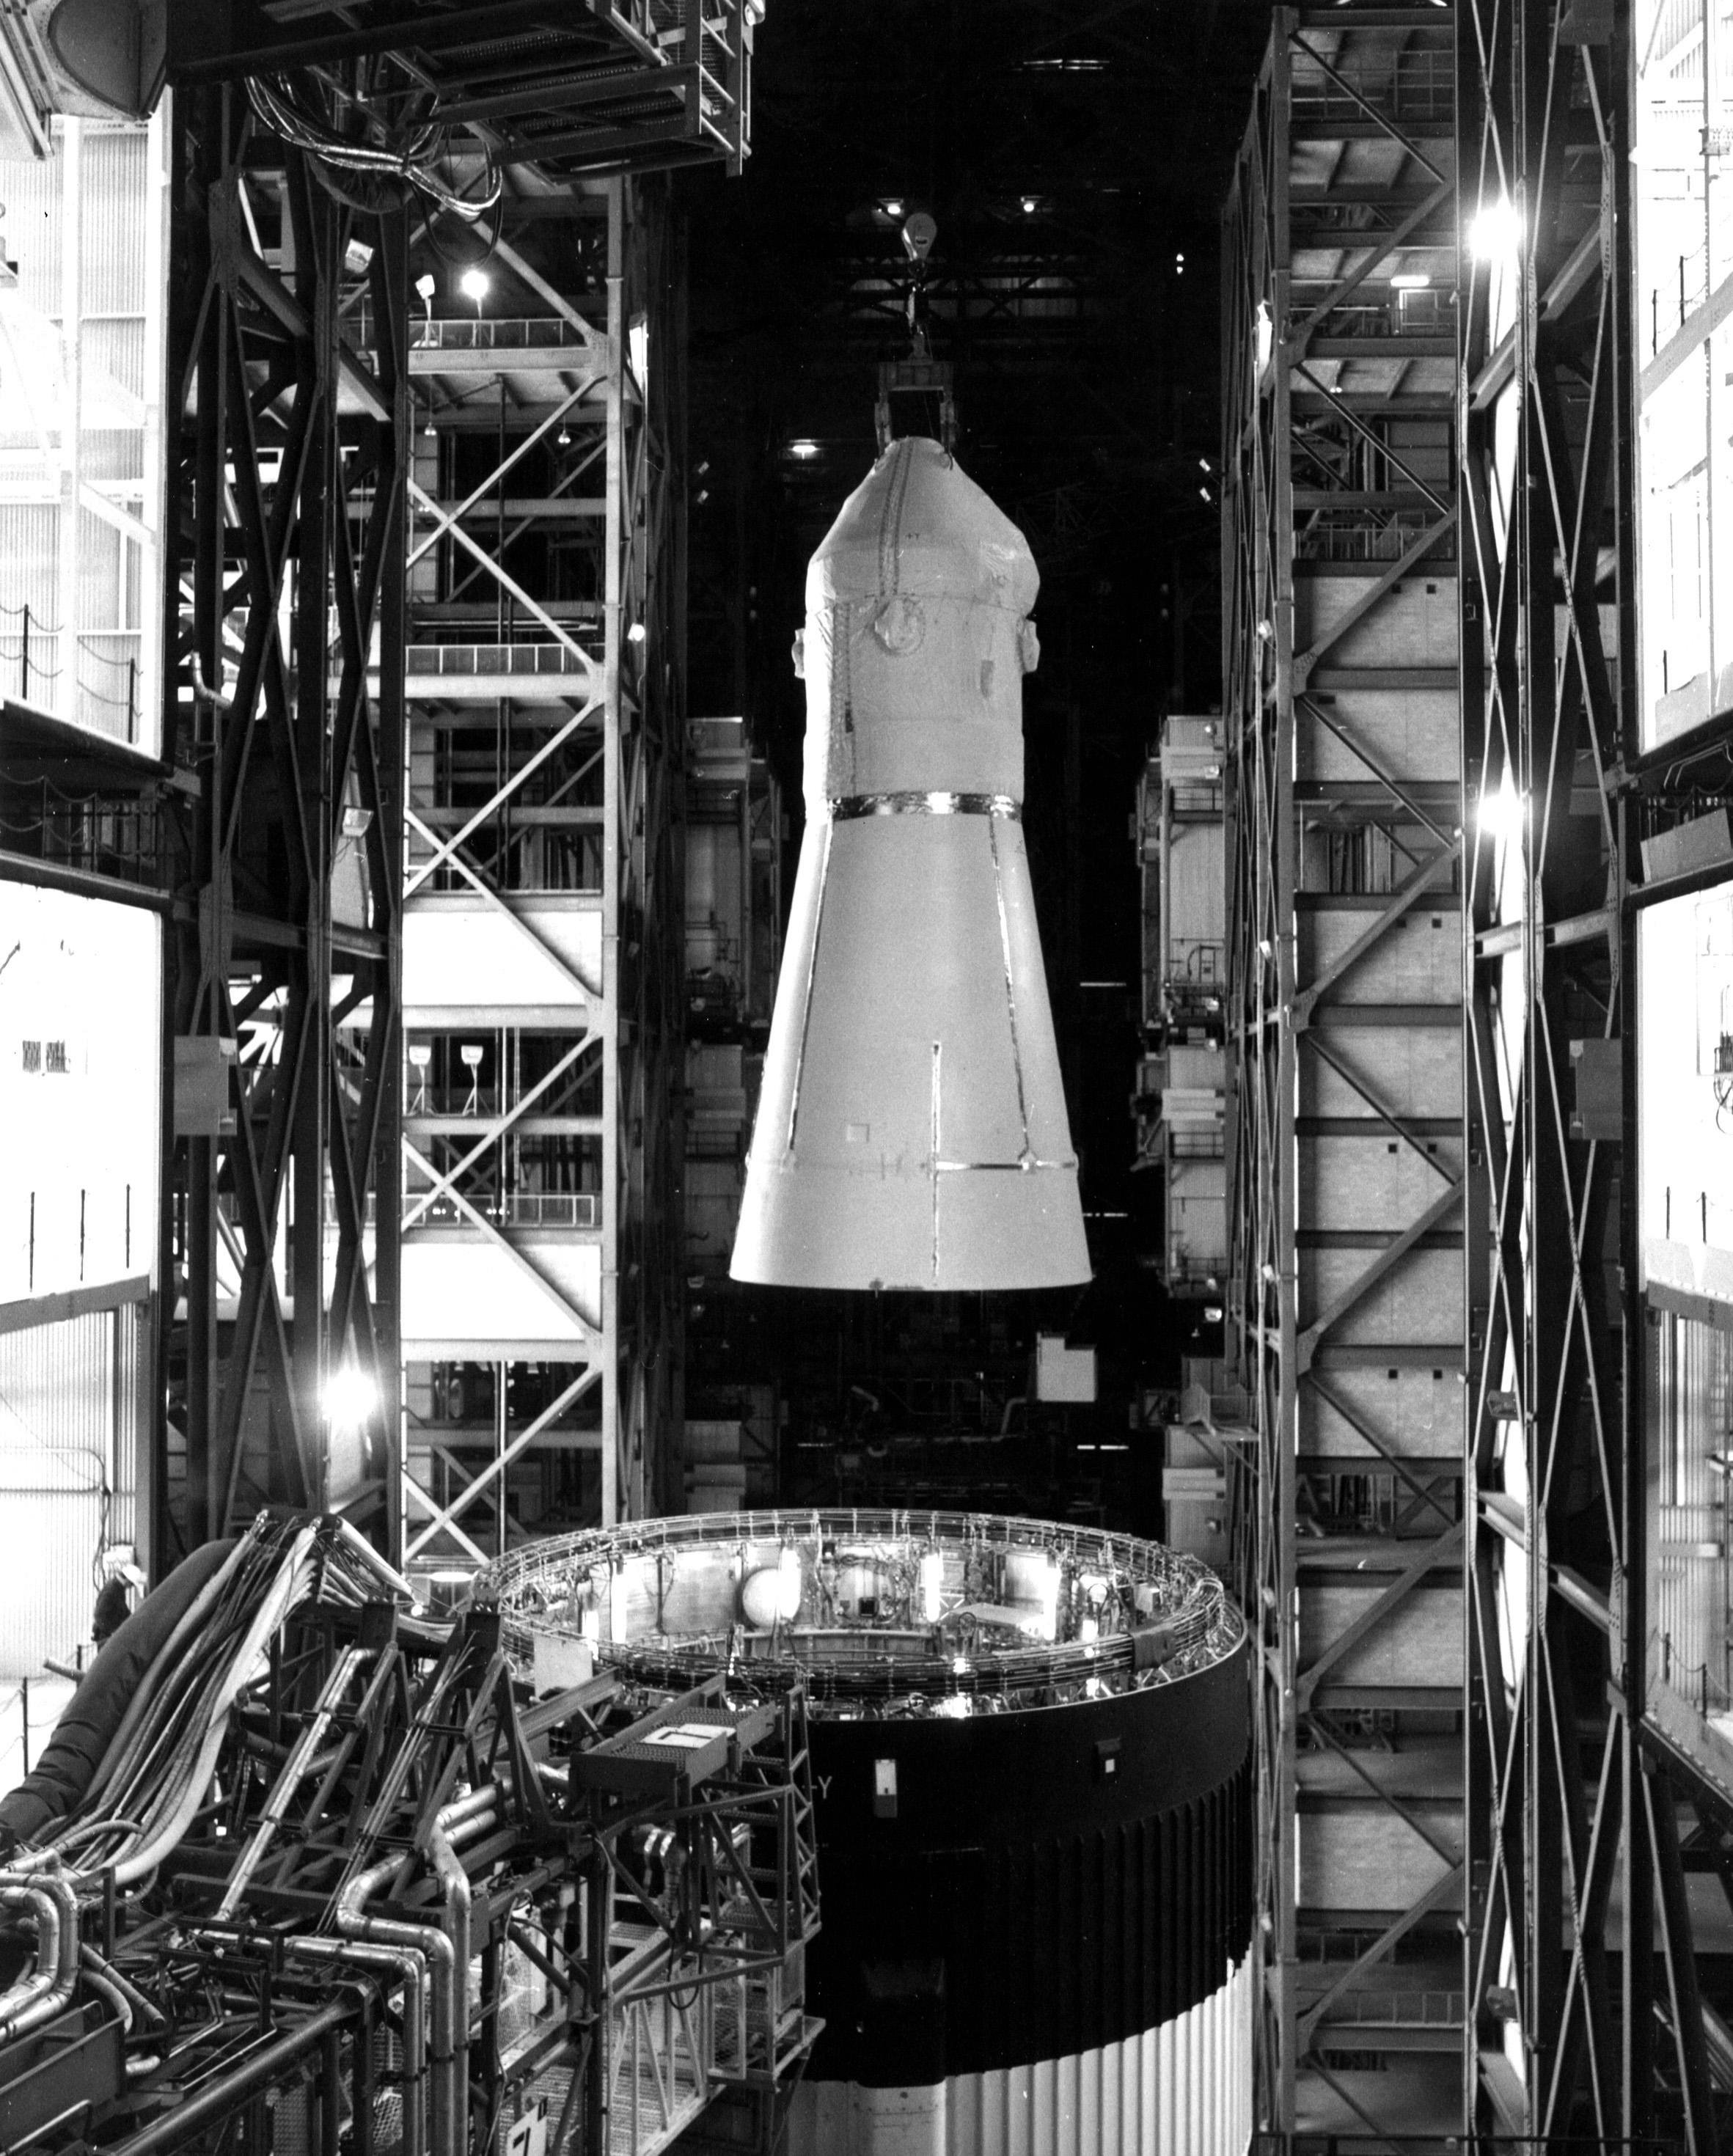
<box><xmin>485</xmin><ymin>1511</ymin><xmax>1253</xmax><ymax>2156</ymax></box>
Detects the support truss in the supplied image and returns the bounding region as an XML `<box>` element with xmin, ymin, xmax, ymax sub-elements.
<box><xmin>1457</xmin><ymin>0</ymin><xmax>1733</xmax><ymax>2146</ymax></box>
<box><xmin>399</xmin><ymin>177</ymin><xmax>685</xmax><ymax>1562</ymax></box>
<box><xmin>161</xmin><ymin>86</ymin><xmax>408</xmax><ymax>1563</ymax></box>
<box><xmin>1225</xmin><ymin>9</ymin><xmax>1467</xmax><ymax>2140</ymax></box>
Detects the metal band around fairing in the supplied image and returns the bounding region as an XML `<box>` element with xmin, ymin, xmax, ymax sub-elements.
<box><xmin>829</xmin><ymin>790</ymin><xmax>1021</xmax><ymax>822</ymax></box>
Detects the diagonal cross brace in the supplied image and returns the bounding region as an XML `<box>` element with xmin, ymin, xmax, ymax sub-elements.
<box><xmin>1297</xmin><ymin>1177</ymin><xmax>1464</xmax><ymax>1374</ymax></box>
<box><xmin>404</xmin><ymin>702</ymin><xmax>601</xmax><ymax>898</ymax></box>
<box><xmin>1298</xmin><ymin>1862</ymin><xmax>1465</xmax><ymax>2050</ymax></box>
<box><xmin>400</xmin><ymin>1131</ymin><xmax>600</xmax><ymax>1347</ymax></box>
<box><xmin>405</xmin><ymin>1365</ymin><xmax>601</xmax><ymax>1560</ymax></box>
<box><xmin>1297</xmin><ymin>1518</ymin><xmax>1465</xmax><ymax>1710</ymax></box>
<box><xmin>1291</xmin><ymin>837</ymin><xmax>1461</xmax><ymax>1031</ymax></box>
<box><xmin>401</xmin><ymin>1033</ymin><xmax>598</xmax><ymax>1231</ymax></box>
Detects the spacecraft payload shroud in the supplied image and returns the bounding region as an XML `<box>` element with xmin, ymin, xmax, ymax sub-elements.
<box><xmin>731</xmin><ymin>436</ymin><xmax>1092</xmax><ymax>1292</ymax></box>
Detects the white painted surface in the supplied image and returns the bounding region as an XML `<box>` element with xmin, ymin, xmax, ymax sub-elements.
<box><xmin>1641</xmin><ymin>889</ymin><xmax>1733</xmax><ymax>1306</ymax></box>
<box><xmin>403</xmin><ymin>894</ymin><xmax>601</xmax><ymax>1022</ymax></box>
<box><xmin>400</xmin><ymin>1235</ymin><xmax>600</xmax><ymax>1354</ymax></box>
<box><xmin>0</xmin><ymin>884</ymin><xmax>160</xmax><ymax>1304</ymax></box>
<box><xmin>788</xmin><ymin>1954</ymin><xmax>1253</xmax><ymax>2156</ymax></box>
<box><xmin>734</xmin><ymin>437</ymin><xmax>1088</xmax><ymax>1291</ymax></box>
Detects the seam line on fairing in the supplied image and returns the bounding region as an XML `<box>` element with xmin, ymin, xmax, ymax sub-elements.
<box><xmin>988</xmin><ymin>813</ymin><xmax>1033</xmax><ymax>1165</ymax></box>
<box><xmin>930</xmin><ymin>1039</ymin><xmax>942</xmax><ymax>1283</ymax></box>
<box><xmin>783</xmin><ymin>813</ymin><xmax>834</xmax><ymax>1160</ymax></box>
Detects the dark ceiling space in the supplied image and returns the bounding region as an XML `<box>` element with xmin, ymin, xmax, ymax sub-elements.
<box><xmin>676</xmin><ymin>0</ymin><xmax>1272</xmax><ymax>1522</ymax></box>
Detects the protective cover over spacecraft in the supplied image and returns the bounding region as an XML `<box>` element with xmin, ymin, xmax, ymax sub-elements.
<box><xmin>730</xmin><ymin>436</ymin><xmax>1091</xmax><ymax>1291</ymax></box>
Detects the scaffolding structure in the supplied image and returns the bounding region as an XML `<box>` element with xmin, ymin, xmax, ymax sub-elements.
<box><xmin>398</xmin><ymin>178</ymin><xmax>687</xmax><ymax>1569</ymax></box>
<box><xmin>1459</xmin><ymin>0</ymin><xmax>1733</xmax><ymax>2145</ymax></box>
<box><xmin>160</xmin><ymin>80</ymin><xmax>414</xmax><ymax>1560</ymax></box>
<box><xmin>1231</xmin><ymin>1</ymin><xmax>1733</xmax><ymax>2146</ymax></box>
<box><xmin>138</xmin><ymin>1</ymin><xmax>754</xmax><ymax>1573</ymax></box>
<box><xmin>1224</xmin><ymin>10</ymin><xmax>1466</xmax><ymax>2140</ymax></box>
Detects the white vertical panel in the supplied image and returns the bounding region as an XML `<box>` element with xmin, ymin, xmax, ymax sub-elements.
<box><xmin>0</xmin><ymin>116</ymin><xmax>163</xmax><ymax>747</ymax></box>
<box><xmin>0</xmin><ymin>885</ymin><xmax>161</xmax><ymax>1304</ymax></box>
<box><xmin>791</xmin><ymin>1956</ymin><xmax>1254</xmax><ymax>2156</ymax></box>
<box><xmin>0</xmin><ymin>1302</ymin><xmax>140</xmax><ymax>1678</ymax></box>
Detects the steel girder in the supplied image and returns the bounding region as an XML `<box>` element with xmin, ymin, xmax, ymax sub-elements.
<box><xmin>159</xmin><ymin>0</ymin><xmax>759</xmax><ymax>183</ymax></box>
<box><xmin>397</xmin><ymin>204</ymin><xmax>613</xmax><ymax>1563</ymax></box>
<box><xmin>607</xmin><ymin>181</ymin><xmax>688</xmax><ymax>1524</ymax></box>
<box><xmin>1456</xmin><ymin>0</ymin><xmax>1733</xmax><ymax>2146</ymax></box>
<box><xmin>160</xmin><ymin>87</ymin><xmax>408</xmax><ymax>1566</ymax></box>
<box><xmin>397</xmin><ymin>177</ymin><xmax>685</xmax><ymax>1550</ymax></box>
<box><xmin>1225</xmin><ymin>10</ymin><xmax>1469</xmax><ymax>2141</ymax></box>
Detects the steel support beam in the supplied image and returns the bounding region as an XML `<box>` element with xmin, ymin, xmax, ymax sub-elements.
<box><xmin>160</xmin><ymin>87</ymin><xmax>407</xmax><ymax>1565</ymax></box>
<box><xmin>1226</xmin><ymin>10</ymin><xmax>1468</xmax><ymax>2139</ymax></box>
<box><xmin>1456</xmin><ymin>0</ymin><xmax>1707</xmax><ymax>2145</ymax></box>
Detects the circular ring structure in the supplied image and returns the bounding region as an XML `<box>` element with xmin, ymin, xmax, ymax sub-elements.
<box><xmin>478</xmin><ymin>1507</ymin><xmax>1242</xmax><ymax>1718</ymax></box>
<box><xmin>827</xmin><ymin>789</ymin><xmax>1021</xmax><ymax>823</ymax></box>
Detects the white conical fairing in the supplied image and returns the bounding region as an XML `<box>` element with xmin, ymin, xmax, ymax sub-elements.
<box><xmin>730</xmin><ymin>437</ymin><xmax>1091</xmax><ymax>1290</ymax></box>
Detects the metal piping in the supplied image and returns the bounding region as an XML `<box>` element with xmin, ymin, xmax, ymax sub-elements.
<box><xmin>287</xmin><ymin>1936</ymin><xmax>429</xmax><ymax>2156</ymax></box>
<box><xmin>439</xmin><ymin>1784</ymin><xmax>498</xmax><ymax>1835</ymax></box>
<box><xmin>337</xmin><ymin>1858</ymin><xmax>458</xmax><ymax>2156</ymax></box>
<box><xmin>77</xmin><ymin>1957</ymin><xmax>132</xmax><ymax>2035</ymax></box>
<box><xmin>0</xmin><ymin>1866</ymin><xmax>78</xmax><ymax>2042</ymax></box>
<box><xmin>105</xmin><ymin>1993</ymin><xmax>355</xmax><ymax>2156</ymax></box>
<box><xmin>429</xmin><ymin>1804</ymin><xmax>475</xmax><ymax>2155</ymax></box>
<box><xmin>79</xmin><ymin>1943</ymin><xmax>164</xmax><ymax>2028</ymax></box>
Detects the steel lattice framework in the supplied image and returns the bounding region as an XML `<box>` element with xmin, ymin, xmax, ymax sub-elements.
<box><xmin>161</xmin><ymin>84</ymin><xmax>410</xmax><ymax>1561</ymax></box>
<box><xmin>396</xmin><ymin>177</ymin><xmax>686</xmax><ymax>1566</ymax></box>
<box><xmin>1457</xmin><ymin>0</ymin><xmax>1712</xmax><ymax>2144</ymax></box>
<box><xmin>1232</xmin><ymin>0</ymin><xmax>1733</xmax><ymax>2146</ymax></box>
<box><xmin>153</xmin><ymin>4</ymin><xmax>744</xmax><ymax>1572</ymax></box>
<box><xmin>609</xmin><ymin>186</ymin><xmax>689</xmax><ymax>1525</ymax></box>
<box><xmin>1225</xmin><ymin>9</ymin><xmax>1468</xmax><ymax>2141</ymax></box>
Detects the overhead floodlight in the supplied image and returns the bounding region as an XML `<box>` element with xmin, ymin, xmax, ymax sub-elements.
<box><xmin>326</xmin><ymin>1363</ymin><xmax>376</xmax><ymax>1430</ymax></box>
<box><xmin>901</xmin><ymin>210</ymin><xmax>938</xmax><ymax>263</ymax></box>
<box><xmin>787</xmin><ymin>438</ymin><xmax>821</xmax><ymax>460</ymax></box>
<box><xmin>1477</xmin><ymin>782</ymin><xmax>1528</xmax><ymax>841</ymax></box>
<box><xmin>626</xmin><ymin>621</ymin><xmax>647</xmax><ymax>644</ymax></box>
<box><xmin>1255</xmin><ymin>298</ymin><xmax>1274</xmax><ymax>375</ymax></box>
<box><xmin>459</xmin><ymin>265</ymin><xmax>490</xmax><ymax>309</ymax></box>
<box><xmin>1020</xmin><ymin>194</ymin><xmax>1038</xmax><ymax>214</ymax></box>
<box><xmin>1468</xmin><ymin>198</ymin><xmax>1523</xmax><ymax>264</ymax></box>
<box><xmin>1391</xmin><ymin>271</ymin><xmax>1432</xmax><ymax>290</ymax></box>
<box><xmin>882</xmin><ymin>197</ymin><xmax>905</xmax><ymax>219</ymax></box>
